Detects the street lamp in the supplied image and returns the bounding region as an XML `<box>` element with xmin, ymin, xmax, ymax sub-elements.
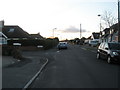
<box><xmin>98</xmin><ymin>14</ymin><xmax>101</xmax><ymax>32</ymax></box>
<box><xmin>98</xmin><ymin>14</ymin><xmax>102</xmax><ymax>43</ymax></box>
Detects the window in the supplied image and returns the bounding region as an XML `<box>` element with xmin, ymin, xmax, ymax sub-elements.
<box><xmin>8</xmin><ymin>28</ymin><xmax>15</xmax><ymax>32</ymax></box>
<box><xmin>100</xmin><ymin>43</ymin><xmax>105</xmax><ymax>49</ymax></box>
<box><xmin>104</xmin><ymin>43</ymin><xmax>108</xmax><ymax>49</ymax></box>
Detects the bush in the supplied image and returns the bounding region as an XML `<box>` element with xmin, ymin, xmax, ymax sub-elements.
<box><xmin>2</xmin><ymin>45</ymin><xmax>23</xmax><ymax>60</ymax></box>
<box><xmin>11</xmin><ymin>47</ymin><xmax>23</xmax><ymax>60</ymax></box>
<box><xmin>2</xmin><ymin>45</ymin><xmax>13</xmax><ymax>56</ymax></box>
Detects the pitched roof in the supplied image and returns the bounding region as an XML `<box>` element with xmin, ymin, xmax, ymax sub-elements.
<box><xmin>111</xmin><ymin>23</ymin><xmax>120</xmax><ymax>32</ymax></box>
<box><xmin>2</xmin><ymin>25</ymin><xmax>31</xmax><ymax>39</ymax></box>
<box><xmin>92</xmin><ymin>32</ymin><xmax>100</xmax><ymax>39</ymax></box>
<box><xmin>103</xmin><ymin>28</ymin><xmax>110</xmax><ymax>32</ymax></box>
<box><xmin>30</xmin><ymin>33</ymin><xmax>43</xmax><ymax>39</ymax></box>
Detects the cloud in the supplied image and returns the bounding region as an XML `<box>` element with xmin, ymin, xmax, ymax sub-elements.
<box><xmin>61</xmin><ymin>26</ymin><xmax>89</xmax><ymax>33</ymax></box>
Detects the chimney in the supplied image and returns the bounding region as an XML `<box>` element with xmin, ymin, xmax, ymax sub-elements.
<box><xmin>0</xmin><ymin>20</ymin><xmax>4</xmax><ymax>32</ymax></box>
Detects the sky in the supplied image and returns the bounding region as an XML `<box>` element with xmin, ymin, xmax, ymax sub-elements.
<box><xmin>0</xmin><ymin>0</ymin><xmax>118</xmax><ymax>40</ymax></box>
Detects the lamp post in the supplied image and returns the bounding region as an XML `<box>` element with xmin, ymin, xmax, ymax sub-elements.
<box><xmin>98</xmin><ymin>14</ymin><xmax>102</xmax><ymax>43</ymax></box>
<box><xmin>98</xmin><ymin>14</ymin><xmax>101</xmax><ymax>32</ymax></box>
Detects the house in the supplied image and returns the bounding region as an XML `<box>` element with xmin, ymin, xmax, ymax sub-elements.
<box><xmin>100</xmin><ymin>22</ymin><xmax>120</xmax><ymax>43</ymax></box>
<box><xmin>90</xmin><ymin>32</ymin><xmax>100</xmax><ymax>43</ymax></box>
<box><xmin>88</xmin><ymin>32</ymin><xmax>100</xmax><ymax>46</ymax></box>
<box><xmin>30</xmin><ymin>33</ymin><xmax>44</xmax><ymax>40</ymax></box>
<box><xmin>2</xmin><ymin>25</ymin><xmax>31</xmax><ymax>40</ymax></box>
<box><xmin>91</xmin><ymin>32</ymin><xmax>100</xmax><ymax>41</ymax></box>
<box><xmin>110</xmin><ymin>23</ymin><xmax>119</xmax><ymax>42</ymax></box>
<box><xmin>100</xmin><ymin>28</ymin><xmax>110</xmax><ymax>42</ymax></box>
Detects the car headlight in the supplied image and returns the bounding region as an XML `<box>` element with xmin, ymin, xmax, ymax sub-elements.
<box><xmin>112</xmin><ymin>52</ymin><xmax>119</xmax><ymax>56</ymax></box>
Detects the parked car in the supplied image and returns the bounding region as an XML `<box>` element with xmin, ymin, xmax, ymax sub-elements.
<box><xmin>57</xmin><ymin>42</ymin><xmax>68</xmax><ymax>50</ymax></box>
<box><xmin>97</xmin><ymin>42</ymin><xmax>120</xmax><ymax>64</ymax></box>
<box><xmin>89</xmin><ymin>40</ymin><xmax>99</xmax><ymax>47</ymax></box>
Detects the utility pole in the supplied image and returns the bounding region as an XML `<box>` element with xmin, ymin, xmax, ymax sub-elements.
<box><xmin>80</xmin><ymin>24</ymin><xmax>82</xmax><ymax>39</ymax></box>
<box><xmin>118</xmin><ymin>0</ymin><xmax>120</xmax><ymax>42</ymax></box>
<box><xmin>53</xmin><ymin>28</ymin><xmax>57</xmax><ymax>38</ymax></box>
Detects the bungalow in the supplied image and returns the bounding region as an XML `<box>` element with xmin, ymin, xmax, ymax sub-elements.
<box><xmin>30</xmin><ymin>33</ymin><xmax>44</xmax><ymax>40</ymax></box>
<box><xmin>2</xmin><ymin>25</ymin><xmax>31</xmax><ymax>40</ymax></box>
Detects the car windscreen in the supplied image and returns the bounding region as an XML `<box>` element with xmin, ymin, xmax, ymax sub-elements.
<box><xmin>108</xmin><ymin>43</ymin><xmax>120</xmax><ymax>50</ymax></box>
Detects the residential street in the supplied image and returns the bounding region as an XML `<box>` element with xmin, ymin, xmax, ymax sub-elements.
<box><xmin>2</xmin><ymin>44</ymin><xmax>120</xmax><ymax>88</ymax></box>
<box><xmin>30</xmin><ymin>44</ymin><xmax>120</xmax><ymax>88</ymax></box>
<box><xmin>1</xmin><ymin>1</ymin><xmax>120</xmax><ymax>89</ymax></box>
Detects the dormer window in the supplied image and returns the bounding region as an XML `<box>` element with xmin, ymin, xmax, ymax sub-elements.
<box><xmin>9</xmin><ymin>28</ymin><xmax>15</xmax><ymax>32</ymax></box>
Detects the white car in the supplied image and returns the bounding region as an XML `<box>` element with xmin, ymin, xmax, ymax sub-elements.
<box><xmin>57</xmin><ymin>42</ymin><xmax>68</xmax><ymax>50</ymax></box>
<box><xmin>89</xmin><ymin>40</ymin><xmax>99</xmax><ymax>47</ymax></box>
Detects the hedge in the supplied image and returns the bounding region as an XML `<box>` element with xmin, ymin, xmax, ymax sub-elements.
<box><xmin>7</xmin><ymin>38</ymin><xmax>59</xmax><ymax>50</ymax></box>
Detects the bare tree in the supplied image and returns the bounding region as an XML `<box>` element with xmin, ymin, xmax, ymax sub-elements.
<box><xmin>101</xmin><ymin>11</ymin><xmax>117</xmax><ymax>29</ymax></box>
<box><xmin>101</xmin><ymin>11</ymin><xmax>117</xmax><ymax>42</ymax></box>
